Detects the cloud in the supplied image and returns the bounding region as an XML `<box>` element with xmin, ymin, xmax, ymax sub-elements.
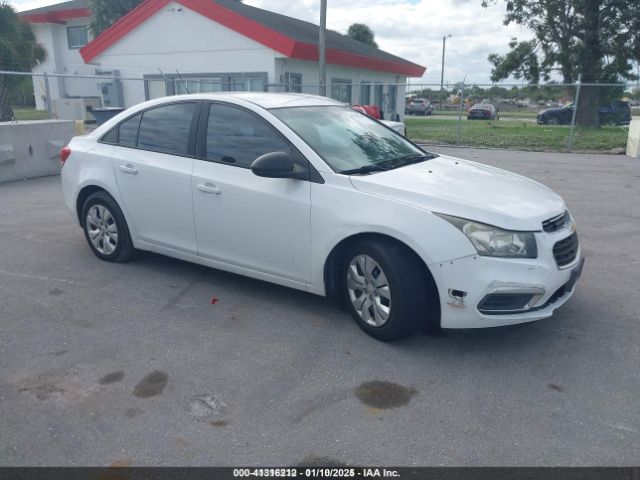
<box><xmin>246</xmin><ymin>0</ymin><xmax>531</xmax><ymax>83</ymax></box>
<box><xmin>10</xmin><ymin>0</ymin><xmax>532</xmax><ymax>83</ymax></box>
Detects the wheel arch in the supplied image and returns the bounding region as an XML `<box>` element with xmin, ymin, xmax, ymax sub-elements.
<box><xmin>75</xmin><ymin>184</ymin><xmax>114</xmax><ymax>226</ymax></box>
<box><xmin>323</xmin><ymin>232</ymin><xmax>441</xmax><ymax>323</ymax></box>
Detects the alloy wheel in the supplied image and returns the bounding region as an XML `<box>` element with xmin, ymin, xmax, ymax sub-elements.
<box><xmin>347</xmin><ymin>254</ymin><xmax>392</xmax><ymax>327</ymax></box>
<box><xmin>86</xmin><ymin>205</ymin><xmax>118</xmax><ymax>255</ymax></box>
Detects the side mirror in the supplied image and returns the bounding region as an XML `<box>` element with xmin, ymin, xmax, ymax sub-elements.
<box><xmin>251</xmin><ymin>151</ymin><xmax>300</xmax><ymax>179</ymax></box>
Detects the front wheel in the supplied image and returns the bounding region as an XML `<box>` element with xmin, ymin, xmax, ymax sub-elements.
<box><xmin>342</xmin><ymin>239</ymin><xmax>437</xmax><ymax>341</ymax></box>
<box><xmin>81</xmin><ymin>191</ymin><xmax>136</xmax><ymax>262</ymax></box>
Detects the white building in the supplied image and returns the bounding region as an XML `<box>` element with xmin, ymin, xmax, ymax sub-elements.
<box><xmin>21</xmin><ymin>0</ymin><xmax>425</xmax><ymax>119</ymax></box>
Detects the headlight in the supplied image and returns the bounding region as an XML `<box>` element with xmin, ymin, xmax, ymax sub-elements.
<box><xmin>436</xmin><ymin>214</ymin><xmax>538</xmax><ymax>258</ymax></box>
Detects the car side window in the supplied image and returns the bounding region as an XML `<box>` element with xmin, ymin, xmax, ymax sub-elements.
<box><xmin>117</xmin><ymin>113</ymin><xmax>142</xmax><ymax>147</ymax></box>
<box><xmin>205</xmin><ymin>103</ymin><xmax>297</xmax><ymax>168</ymax></box>
<box><xmin>137</xmin><ymin>103</ymin><xmax>197</xmax><ymax>156</ymax></box>
<box><xmin>101</xmin><ymin>126</ymin><xmax>118</xmax><ymax>144</ymax></box>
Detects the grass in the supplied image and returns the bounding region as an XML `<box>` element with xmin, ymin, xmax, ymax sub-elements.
<box><xmin>406</xmin><ymin>117</ymin><xmax>628</xmax><ymax>152</ymax></box>
<box><xmin>422</xmin><ymin>110</ymin><xmax>539</xmax><ymax>119</ymax></box>
<box><xmin>12</xmin><ymin>108</ymin><xmax>50</xmax><ymax>121</ymax></box>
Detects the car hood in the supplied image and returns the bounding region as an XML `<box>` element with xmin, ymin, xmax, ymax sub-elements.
<box><xmin>349</xmin><ymin>155</ymin><xmax>565</xmax><ymax>231</ymax></box>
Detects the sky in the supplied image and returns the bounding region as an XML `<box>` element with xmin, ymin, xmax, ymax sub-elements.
<box><xmin>11</xmin><ymin>0</ymin><xmax>532</xmax><ymax>84</ymax></box>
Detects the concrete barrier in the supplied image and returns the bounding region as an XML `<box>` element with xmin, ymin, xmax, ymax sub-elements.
<box><xmin>0</xmin><ymin>120</ymin><xmax>75</xmax><ymax>185</ymax></box>
<box><xmin>627</xmin><ymin>117</ymin><xmax>640</xmax><ymax>159</ymax></box>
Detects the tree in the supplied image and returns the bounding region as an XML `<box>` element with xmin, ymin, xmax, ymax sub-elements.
<box><xmin>90</xmin><ymin>0</ymin><xmax>143</xmax><ymax>35</ymax></box>
<box><xmin>483</xmin><ymin>0</ymin><xmax>640</xmax><ymax>127</ymax></box>
<box><xmin>0</xmin><ymin>2</ymin><xmax>46</xmax><ymax>121</ymax></box>
<box><xmin>346</xmin><ymin>23</ymin><xmax>378</xmax><ymax>48</ymax></box>
<box><xmin>91</xmin><ymin>0</ymin><xmax>243</xmax><ymax>35</ymax></box>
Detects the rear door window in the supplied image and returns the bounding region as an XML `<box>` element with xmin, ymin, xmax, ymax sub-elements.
<box><xmin>117</xmin><ymin>113</ymin><xmax>141</xmax><ymax>147</ymax></box>
<box><xmin>137</xmin><ymin>103</ymin><xmax>198</xmax><ymax>156</ymax></box>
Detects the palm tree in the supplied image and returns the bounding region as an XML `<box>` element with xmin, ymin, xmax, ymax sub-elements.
<box><xmin>0</xmin><ymin>2</ymin><xmax>46</xmax><ymax>121</ymax></box>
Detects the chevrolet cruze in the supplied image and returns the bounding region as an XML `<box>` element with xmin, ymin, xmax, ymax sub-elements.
<box><xmin>61</xmin><ymin>93</ymin><xmax>584</xmax><ymax>341</ymax></box>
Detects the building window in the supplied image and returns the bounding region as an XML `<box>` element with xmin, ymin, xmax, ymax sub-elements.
<box><xmin>67</xmin><ymin>26</ymin><xmax>89</xmax><ymax>49</ymax></box>
<box><xmin>331</xmin><ymin>79</ymin><xmax>352</xmax><ymax>103</ymax></box>
<box><xmin>285</xmin><ymin>73</ymin><xmax>302</xmax><ymax>93</ymax></box>
<box><xmin>374</xmin><ymin>83</ymin><xmax>384</xmax><ymax>111</ymax></box>
<box><xmin>360</xmin><ymin>81</ymin><xmax>371</xmax><ymax>105</ymax></box>
<box><xmin>388</xmin><ymin>84</ymin><xmax>397</xmax><ymax>114</ymax></box>
<box><xmin>144</xmin><ymin>73</ymin><xmax>267</xmax><ymax>100</ymax></box>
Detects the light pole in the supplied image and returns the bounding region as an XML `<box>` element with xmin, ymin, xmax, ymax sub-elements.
<box><xmin>440</xmin><ymin>34</ymin><xmax>451</xmax><ymax>111</ymax></box>
<box><xmin>319</xmin><ymin>0</ymin><xmax>327</xmax><ymax>97</ymax></box>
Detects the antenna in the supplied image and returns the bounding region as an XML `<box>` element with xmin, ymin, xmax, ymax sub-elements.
<box><xmin>176</xmin><ymin>70</ymin><xmax>190</xmax><ymax>94</ymax></box>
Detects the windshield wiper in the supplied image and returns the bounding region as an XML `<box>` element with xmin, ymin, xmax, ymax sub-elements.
<box><xmin>381</xmin><ymin>153</ymin><xmax>438</xmax><ymax>169</ymax></box>
<box><xmin>339</xmin><ymin>164</ymin><xmax>389</xmax><ymax>175</ymax></box>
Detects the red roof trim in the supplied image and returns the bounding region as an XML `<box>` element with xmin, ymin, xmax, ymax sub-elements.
<box><xmin>180</xmin><ymin>0</ymin><xmax>298</xmax><ymax>57</ymax></box>
<box><xmin>22</xmin><ymin>8</ymin><xmax>91</xmax><ymax>24</ymax></box>
<box><xmin>291</xmin><ymin>42</ymin><xmax>425</xmax><ymax>77</ymax></box>
<box><xmin>80</xmin><ymin>0</ymin><xmax>426</xmax><ymax>76</ymax></box>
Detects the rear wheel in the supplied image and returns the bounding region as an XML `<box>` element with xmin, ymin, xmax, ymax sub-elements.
<box><xmin>81</xmin><ymin>191</ymin><xmax>136</xmax><ymax>262</ymax></box>
<box><xmin>342</xmin><ymin>238</ymin><xmax>436</xmax><ymax>342</ymax></box>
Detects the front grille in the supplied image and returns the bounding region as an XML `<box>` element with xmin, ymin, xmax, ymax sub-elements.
<box><xmin>553</xmin><ymin>233</ymin><xmax>579</xmax><ymax>267</ymax></box>
<box><xmin>543</xmin><ymin>211</ymin><xmax>571</xmax><ymax>233</ymax></box>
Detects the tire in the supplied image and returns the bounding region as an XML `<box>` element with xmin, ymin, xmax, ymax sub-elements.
<box><xmin>547</xmin><ymin>117</ymin><xmax>559</xmax><ymax>125</ymax></box>
<box><xmin>81</xmin><ymin>191</ymin><xmax>136</xmax><ymax>262</ymax></box>
<box><xmin>341</xmin><ymin>238</ymin><xmax>437</xmax><ymax>342</ymax></box>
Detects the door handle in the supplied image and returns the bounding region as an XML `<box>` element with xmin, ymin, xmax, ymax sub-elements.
<box><xmin>197</xmin><ymin>183</ymin><xmax>221</xmax><ymax>195</ymax></box>
<box><xmin>119</xmin><ymin>164</ymin><xmax>138</xmax><ymax>175</ymax></box>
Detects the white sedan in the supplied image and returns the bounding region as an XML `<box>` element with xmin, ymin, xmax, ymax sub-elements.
<box><xmin>61</xmin><ymin>93</ymin><xmax>584</xmax><ymax>341</ymax></box>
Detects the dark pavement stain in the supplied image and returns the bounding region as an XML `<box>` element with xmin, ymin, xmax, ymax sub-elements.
<box><xmin>99</xmin><ymin>371</ymin><xmax>125</xmax><ymax>385</ymax></box>
<box><xmin>125</xmin><ymin>408</ymin><xmax>143</xmax><ymax>418</ymax></box>
<box><xmin>49</xmin><ymin>288</ymin><xmax>64</xmax><ymax>296</ymax></box>
<box><xmin>296</xmin><ymin>456</ymin><xmax>348</xmax><ymax>467</ymax></box>
<box><xmin>133</xmin><ymin>371</ymin><xmax>168</xmax><ymax>398</ymax></box>
<box><xmin>52</xmin><ymin>350</ymin><xmax>68</xmax><ymax>356</ymax></box>
<box><xmin>548</xmin><ymin>383</ymin><xmax>563</xmax><ymax>392</ymax></box>
<box><xmin>210</xmin><ymin>420</ymin><xmax>228</xmax><ymax>427</ymax></box>
<box><xmin>355</xmin><ymin>380</ymin><xmax>417</xmax><ymax>409</ymax></box>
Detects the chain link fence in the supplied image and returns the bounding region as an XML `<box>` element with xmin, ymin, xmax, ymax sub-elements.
<box><xmin>1</xmin><ymin>70</ymin><xmax>638</xmax><ymax>153</ymax></box>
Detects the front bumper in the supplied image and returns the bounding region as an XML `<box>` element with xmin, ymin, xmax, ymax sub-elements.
<box><xmin>430</xmin><ymin>230</ymin><xmax>583</xmax><ymax>329</ymax></box>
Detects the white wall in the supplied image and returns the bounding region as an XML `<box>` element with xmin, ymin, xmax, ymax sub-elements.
<box><xmin>31</xmin><ymin>18</ymin><xmax>102</xmax><ymax>110</ymax></box>
<box><xmin>275</xmin><ymin>58</ymin><xmax>407</xmax><ymax>120</ymax></box>
<box><xmin>94</xmin><ymin>2</ymin><xmax>278</xmax><ymax>106</ymax></box>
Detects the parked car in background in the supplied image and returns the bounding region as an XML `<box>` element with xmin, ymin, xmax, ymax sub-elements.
<box><xmin>61</xmin><ymin>93</ymin><xmax>583</xmax><ymax>342</ymax></box>
<box><xmin>467</xmin><ymin>103</ymin><xmax>498</xmax><ymax>120</ymax></box>
<box><xmin>405</xmin><ymin>98</ymin><xmax>433</xmax><ymax>116</ymax></box>
<box><xmin>537</xmin><ymin>101</ymin><xmax>631</xmax><ymax>126</ymax></box>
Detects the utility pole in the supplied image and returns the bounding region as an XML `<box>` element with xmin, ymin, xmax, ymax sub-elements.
<box><xmin>319</xmin><ymin>0</ymin><xmax>327</xmax><ymax>97</ymax></box>
<box><xmin>440</xmin><ymin>34</ymin><xmax>451</xmax><ymax>111</ymax></box>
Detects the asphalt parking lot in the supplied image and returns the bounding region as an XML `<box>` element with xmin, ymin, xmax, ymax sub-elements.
<box><xmin>1</xmin><ymin>147</ymin><xmax>639</xmax><ymax>466</ymax></box>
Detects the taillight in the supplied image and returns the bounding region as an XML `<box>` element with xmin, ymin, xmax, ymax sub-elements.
<box><xmin>60</xmin><ymin>146</ymin><xmax>71</xmax><ymax>166</ymax></box>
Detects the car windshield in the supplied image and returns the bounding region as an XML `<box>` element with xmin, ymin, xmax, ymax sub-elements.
<box><xmin>271</xmin><ymin>106</ymin><xmax>435</xmax><ymax>174</ymax></box>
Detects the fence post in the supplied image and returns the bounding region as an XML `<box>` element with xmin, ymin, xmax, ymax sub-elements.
<box><xmin>567</xmin><ymin>74</ymin><xmax>582</xmax><ymax>152</ymax></box>
<box><xmin>456</xmin><ymin>81</ymin><xmax>465</xmax><ymax>145</ymax></box>
<box><xmin>43</xmin><ymin>72</ymin><xmax>53</xmax><ymax>119</ymax></box>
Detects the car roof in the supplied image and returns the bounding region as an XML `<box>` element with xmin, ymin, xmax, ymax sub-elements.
<box><xmin>86</xmin><ymin>93</ymin><xmax>346</xmax><ymax>140</ymax></box>
<box><xmin>142</xmin><ymin>92</ymin><xmax>345</xmax><ymax>109</ymax></box>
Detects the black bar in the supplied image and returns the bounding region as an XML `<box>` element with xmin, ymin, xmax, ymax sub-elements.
<box><xmin>0</xmin><ymin>468</ymin><xmax>638</xmax><ymax>480</ymax></box>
